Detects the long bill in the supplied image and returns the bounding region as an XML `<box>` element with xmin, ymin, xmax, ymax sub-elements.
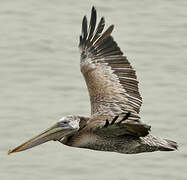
<box><xmin>8</xmin><ymin>123</ymin><xmax>75</xmax><ymax>155</ymax></box>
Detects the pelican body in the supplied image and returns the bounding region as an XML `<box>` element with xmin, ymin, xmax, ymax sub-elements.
<box><xmin>8</xmin><ymin>7</ymin><xmax>178</xmax><ymax>155</ymax></box>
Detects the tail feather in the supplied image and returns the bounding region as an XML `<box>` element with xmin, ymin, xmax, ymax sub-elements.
<box><xmin>161</xmin><ymin>139</ymin><xmax>178</xmax><ymax>151</ymax></box>
<box><xmin>142</xmin><ymin>134</ymin><xmax>178</xmax><ymax>152</ymax></box>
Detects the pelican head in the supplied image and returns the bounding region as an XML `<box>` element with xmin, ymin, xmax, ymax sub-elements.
<box><xmin>8</xmin><ymin>115</ymin><xmax>80</xmax><ymax>154</ymax></box>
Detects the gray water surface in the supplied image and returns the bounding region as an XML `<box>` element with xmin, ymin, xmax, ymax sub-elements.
<box><xmin>1</xmin><ymin>0</ymin><xmax>187</xmax><ymax>180</ymax></box>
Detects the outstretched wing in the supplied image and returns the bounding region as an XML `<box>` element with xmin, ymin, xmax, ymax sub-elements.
<box><xmin>79</xmin><ymin>7</ymin><xmax>142</xmax><ymax>122</ymax></box>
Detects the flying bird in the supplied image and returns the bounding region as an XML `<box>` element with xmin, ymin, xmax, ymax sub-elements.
<box><xmin>8</xmin><ymin>7</ymin><xmax>178</xmax><ymax>155</ymax></box>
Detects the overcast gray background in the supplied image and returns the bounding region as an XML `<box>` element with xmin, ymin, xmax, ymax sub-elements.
<box><xmin>1</xmin><ymin>0</ymin><xmax>187</xmax><ymax>180</ymax></box>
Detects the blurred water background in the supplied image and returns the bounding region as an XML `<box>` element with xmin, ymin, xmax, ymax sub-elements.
<box><xmin>0</xmin><ymin>0</ymin><xmax>187</xmax><ymax>180</ymax></box>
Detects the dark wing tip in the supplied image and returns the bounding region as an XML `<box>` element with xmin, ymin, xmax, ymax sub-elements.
<box><xmin>91</xmin><ymin>6</ymin><xmax>96</xmax><ymax>14</ymax></box>
<box><xmin>79</xmin><ymin>7</ymin><xmax>123</xmax><ymax>59</ymax></box>
<box><xmin>79</xmin><ymin>7</ymin><xmax>97</xmax><ymax>50</ymax></box>
<box><xmin>91</xmin><ymin>6</ymin><xmax>97</xmax><ymax>22</ymax></box>
<box><xmin>87</xmin><ymin>6</ymin><xmax>97</xmax><ymax>42</ymax></box>
<box><xmin>82</xmin><ymin>16</ymin><xmax>88</xmax><ymax>38</ymax></box>
<box><xmin>80</xmin><ymin>16</ymin><xmax>88</xmax><ymax>49</ymax></box>
<box><xmin>79</xmin><ymin>7</ymin><xmax>109</xmax><ymax>51</ymax></box>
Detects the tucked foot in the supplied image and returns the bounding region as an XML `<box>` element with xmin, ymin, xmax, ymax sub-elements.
<box><xmin>103</xmin><ymin>119</ymin><xmax>110</xmax><ymax>128</ymax></box>
<box><xmin>118</xmin><ymin>112</ymin><xmax>131</xmax><ymax>124</ymax></box>
<box><xmin>104</xmin><ymin>113</ymin><xmax>131</xmax><ymax>128</ymax></box>
<box><xmin>110</xmin><ymin>116</ymin><xmax>119</xmax><ymax>125</ymax></box>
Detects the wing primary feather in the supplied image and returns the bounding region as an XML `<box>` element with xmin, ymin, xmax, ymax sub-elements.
<box><xmin>79</xmin><ymin>35</ymin><xmax>83</xmax><ymax>48</ymax></box>
<box><xmin>96</xmin><ymin>36</ymin><xmax>115</xmax><ymax>51</ymax></box>
<box><xmin>81</xmin><ymin>16</ymin><xmax>88</xmax><ymax>48</ymax></box>
<box><xmin>87</xmin><ymin>6</ymin><xmax>97</xmax><ymax>43</ymax></box>
<box><xmin>93</xmin><ymin>25</ymin><xmax>114</xmax><ymax>46</ymax></box>
<box><xmin>89</xmin><ymin>36</ymin><xmax>118</xmax><ymax>57</ymax></box>
<box><xmin>94</xmin><ymin>36</ymin><xmax>119</xmax><ymax>55</ymax></box>
<box><xmin>89</xmin><ymin>17</ymin><xmax>105</xmax><ymax>46</ymax></box>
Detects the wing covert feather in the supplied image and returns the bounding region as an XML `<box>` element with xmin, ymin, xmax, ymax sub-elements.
<box><xmin>84</xmin><ymin>115</ymin><xmax>151</xmax><ymax>138</ymax></box>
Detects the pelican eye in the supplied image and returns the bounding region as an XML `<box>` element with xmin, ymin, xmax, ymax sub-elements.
<box><xmin>58</xmin><ymin>120</ymin><xmax>69</xmax><ymax>127</ymax></box>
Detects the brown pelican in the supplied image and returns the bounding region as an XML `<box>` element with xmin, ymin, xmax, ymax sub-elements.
<box><xmin>8</xmin><ymin>7</ymin><xmax>178</xmax><ymax>155</ymax></box>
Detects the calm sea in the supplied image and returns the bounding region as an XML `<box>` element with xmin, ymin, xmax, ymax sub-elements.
<box><xmin>1</xmin><ymin>0</ymin><xmax>187</xmax><ymax>180</ymax></box>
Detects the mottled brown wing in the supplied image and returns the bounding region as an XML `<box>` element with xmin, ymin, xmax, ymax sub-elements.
<box><xmin>79</xmin><ymin>7</ymin><xmax>142</xmax><ymax>122</ymax></box>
